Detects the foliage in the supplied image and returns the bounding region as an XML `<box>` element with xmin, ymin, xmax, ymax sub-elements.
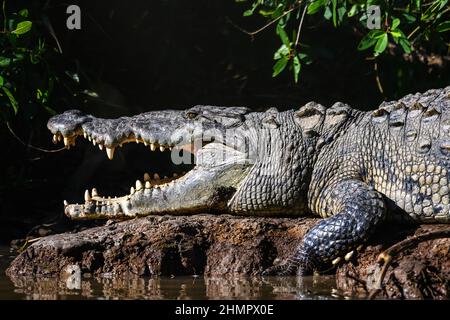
<box><xmin>0</xmin><ymin>1</ymin><xmax>78</xmax><ymax>125</ymax></box>
<box><xmin>239</xmin><ymin>0</ymin><xmax>450</xmax><ymax>83</ymax></box>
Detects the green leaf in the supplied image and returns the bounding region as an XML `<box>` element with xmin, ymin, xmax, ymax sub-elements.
<box><xmin>324</xmin><ymin>6</ymin><xmax>332</xmax><ymax>20</ymax></box>
<box><xmin>390</xmin><ymin>30</ymin><xmax>402</xmax><ymax>39</ymax></box>
<box><xmin>293</xmin><ymin>55</ymin><xmax>301</xmax><ymax>83</ymax></box>
<box><xmin>243</xmin><ymin>9</ymin><xmax>254</xmax><ymax>16</ymax></box>
<box><xmin>331</xmin><ymin>0</ymin><xmax>337</xmax><ymax>26</ymax></box>
<box><xmin>274</xmin><ymin>44</ymin><xmax>290</xmax><ymax>59</ymax></box>
<box><xmin>422</xmin><ymin>0</ymin><xmax>448</xmax><ymax>22</ymax></box>
<box><xmin>0</xmin><ymin>56</ymin><xmax>11</xmax><ymax>67</ymax></box>
<box><xmin>18</xmin><ymin>9</ymin><xmax>29</xmax><ymax>18</ymax></box>
<box><xmin>399</xmin><ymin>37</ymin><xmax>412</xmax><ymax>53</ymax></box>
<box><xmin>402</xmin><ymin>13</ymin><xmax>416</xmax><ymax>23</ymax></box>
<box><xmin>13</xmin><ymin>52</ymin><xmax>25</xmax><ymax>62</ymax></box>
<box><xmin>337</xmin><ymin>6</ymin><xmax>346</xmax><ymax>23</ymax></box>
<box><xmin>0</xmin><ymin>75</ymin><xmax>3</xmax><ymax>87</ymax></box>
<box><xmin>30</xmin><ymin>53</ymin><xmax>40</xmax><ymax>64</ymax></box>
<box><xmin>299</xmin><ymin>52</ymin><xmax>313</xmax><ymax>65</ymax></box>
<box><xmin>276</xmin><ymin>24</ymin><xmax>290</xmax><ymax>47</ymax></box>
<box><xmin>258</xmin><ymin>9</ymin><xmax>274</xmax><ymax>17</ymax></box>
<box><xmin>348</xmin><ymin>4</ymin><xmax>358</xmax><ymax>17</ymax></box>
<box><xmin>307</xmin><ymin>0</ymin><xmax>326</xmax><ymax>15</ymax></box>
<box><xmin>272</xmin><ymin>57</ymin><xmax>288</xmax><ymax>77</ymax></box>
<box><xmin>43</xmin><ymin>105</ymin><xmax>57</xmax><ymax>116</ymax></box>
<box><xmin>436</xmin><ymin>21</ymin><xmax>450</xmax><ymax>33</ymax></box>
<box><xmin>2</xmin><ymin>87</ymin><xmax>19</xmax><ymax>114</ymax></box>
<box><xmin>374</xmin><ymin>33</ymin><xmax>388</xmax><ymax>55</ymax></box>
<box><xmin>12</xmin><ymin>21</ymin><xmax>32</xmax><ymax>35</ymax></box>
<box><xmin>415</xmin><ymin>0</ymin><xmax>421</xmax><ymax>9</ymax></box>
<box><xmin>391</xmin><ymin>18</ymin><xmax>400</xmax><ymax>30</ymax></box>
<box><xmin>271</xmin><ymin>4</ymin><xmax>284</xmax><ymax>19</ymax></box>
<box><xmin>357</xmin><ymin>30</ymin><xmax>385</xmax><ymax>51</ymax></box>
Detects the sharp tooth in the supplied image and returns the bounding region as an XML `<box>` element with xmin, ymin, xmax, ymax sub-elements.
<box><xmin>57</xmin><ymin>135</ymin><xmax>62</xmax><ymax>142</ymax></box>
<box><xmin>63</xmin><ymin>200</ymin><xmax>68</xmax><ymax>206</ymax></box>
<box><xmin>332</xmin><ymin>257</ymin><xmax>341</xmax><ymax>265</ymax></box>
<box><xmin>92</xmin><ymin>188</ymin><xmax>98</xmax><ymax>197</ymax></box>
<box><xmin>84</xmin><ymin>190</ymin><xmax>91</xmax><ymax>201</ymax></box>
<box><xmin>93</xmin><ymin>139</ymin><xmax>96</xmax><ymax>146</ymax></box>
<box><xmin>159</xmin><ymin>145</ymin><xmax>165</xmax><ymax>152</ymax></box>
<box><xmin>136</xmin><ymin>180</ymin><xmax>143</xmax><ymax>190</ymax></box>
<box><xmin>83</xmin><ymin>132</ymin><xmax>87</xmax><ymax>138</ymax></box>
<box><xmin>169</xmin><ymin>146</ymin><xmax>173</xmax><ymax>151</ymax></box>
<box><xmin>143</xmin><ymin>140</ymin><xmax>148</xmax><ymax>146</ymax></box>
<box><xmin>99</xmin><ymin>144</ymin><xmax>104</xmax><ymax>150</ymax></box>
<box><xmin>88</xmin><ymin>136</ymin><xmax>92</xmax><ymax>142</ymax></box>
<box><xmin>130</xmin><ymin>186</ymin><xmax>135</xmax><ymax>194</ymax></box>
<box><xmin>345</xmin><ymin>251</ymin><xmax>354</xmax><ymax>261</ymax></box>
<box><xmin>144</xmin><ymin>173</ymin><xmax>150</xmax><ymax>181</ymax></box>
<box><xmin>63</xmin><ymin>137</ymin><xmax>69</xmax><ymax>146</ymax></box>
<box><xmin>173</xmin><ymin>173</ymin><xmax>178</xmax><ymax>178</ymax></box>
<box><xmin>145</xmin><ymin>181</ymin><xmax>151</xmax><ymax>189</ymax></box>
<box><xmin>135</xmin><ymin>138</ymin><xmax>140</xmax><ymax>144</ymax></box>
<box><xmin>153</xmin><ymin>173</ymin><xmax>160</xmax><ymax>180</ymax></box>
<box><xmin>52</xmin><ymin>134</ymin><xmax>58</xmax><ymax>144</ymax></box>
<box><xmin>106</xmin><ymin>147</ymin><xmax>115</xmax><ymax>160</ymax></box>
<box><xmin>150</xmin><ymin>143</ymin><xmax>156</xmax><ymax>151</ymax></box>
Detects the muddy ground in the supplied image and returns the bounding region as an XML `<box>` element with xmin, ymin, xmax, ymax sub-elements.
<box><xmin>6</xmin><ymin>215</ymin><xmax>450</xmax><ymax>299</ymax></box>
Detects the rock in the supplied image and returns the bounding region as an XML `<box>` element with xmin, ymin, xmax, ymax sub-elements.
<box><xmin>6</xmin><ymin>215</ymin><xmax>450</xmax><ymax>299</ymax></box>
<box><xmin>6</xmin><ymin>215</ymin><xmax>315</xmax><ymax>277</ymax></box>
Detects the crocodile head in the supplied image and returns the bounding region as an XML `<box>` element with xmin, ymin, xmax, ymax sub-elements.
<box><xmin>48</xmin><ymin>105</ymin><xmax>321</xmax><ymax>219</ymax></box>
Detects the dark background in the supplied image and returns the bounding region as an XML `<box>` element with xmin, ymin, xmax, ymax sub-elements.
<box><xmin>0</xmin><ymin>0</ymin><xmax>448</xmax><ymax>242</ymax></box>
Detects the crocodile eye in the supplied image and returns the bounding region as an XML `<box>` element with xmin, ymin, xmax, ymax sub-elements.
<box><xmin>186</xmin><ymin>111</ymin><xmax>198</xmax><ymax>119</ymax></box>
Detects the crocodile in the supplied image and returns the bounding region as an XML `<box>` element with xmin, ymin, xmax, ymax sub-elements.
<box><xmin>47</xmin><ymin>86</ymin><xmax>450</xmax><ymax>275</ymax></box>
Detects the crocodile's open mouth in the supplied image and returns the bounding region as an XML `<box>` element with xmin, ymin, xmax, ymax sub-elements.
<box><xmin>52</xmin><ymin>130</ymin><xmax>204</xmax><ymax>218</ymax></box>
<box><xmin>48</xmin><ymin>109</ymin><xmax>252</xmax><ymax>219</ymax></box>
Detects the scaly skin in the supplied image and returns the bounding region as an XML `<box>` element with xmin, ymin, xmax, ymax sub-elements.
<box><xmin>47</xmin><ymin>86</ymin><xmax>450</xmax><ymax>275</ymax></box>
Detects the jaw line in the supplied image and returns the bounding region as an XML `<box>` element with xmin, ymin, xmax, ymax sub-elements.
<box><xmin>62</xmin><ymin>140</ymin><xmax>252</xmax><ymax>219</ymax></box>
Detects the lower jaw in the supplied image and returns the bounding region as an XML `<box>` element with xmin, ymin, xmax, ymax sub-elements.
<box><xmin>64</xmin><ymin>186</ymin><xmax>210</xmax><ymax>219</ymax></box>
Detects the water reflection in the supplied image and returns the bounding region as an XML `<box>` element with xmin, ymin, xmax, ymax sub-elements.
<box><xmin>6</xmin><ymin>273</ymin><xmax>341</xmax><ymax>300</ymax></box>
<box><xmin>1</xmin><ymin>246</ymin><xmax>348</xmax><ymax>300</ymax></box>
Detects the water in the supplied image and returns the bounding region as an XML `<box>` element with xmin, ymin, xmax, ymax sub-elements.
<box><xmin>0</xmin><ymin>246</ymin><xmax>348</xmax><ymax>300</ymax></box>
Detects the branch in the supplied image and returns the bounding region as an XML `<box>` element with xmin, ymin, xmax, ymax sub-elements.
<box><xmin>6</xmin><ymin>121</ymin><xmax>66</xmax><ymax>153</ymax></box>
<box><xmin>294</xmin><ymin>3</ymin><xmax>308</xmax><ymax>48</ymax></box>
<box><xmin>227</xmin><ymin>3</ymin><xmax>302</xmax><ymax>38</ymax></box>
<box><xmin>368</xmin><ymin>229</ymin><xmax>450</xmax><ymax>300</ymax></box>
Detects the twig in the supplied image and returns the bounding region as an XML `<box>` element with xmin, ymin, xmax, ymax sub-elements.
<box><xmin>373</xmin><ymin>61</ymin><xmax>385</xmax><ymax>97</ymax></box>
<box><xmin>227</xmin><ymin>4</ymin><xmax>301</xmax><ymax>38</ymax></box>
<box><xmin>294</xmin><ymin>3</ymin><xmax>308</xmax><ymax>48</ymax></box>
<box><xmin>407</xmin><ymin>25</ymin><xmax>420</xmax><ymax>40</ymax></box>
<box><xmin>6</xmin><ymin>121</ymin><xmax>66</xmax><ymax>153</ymax></box>
<box><xmin>345</xmin><ymin>270</ymin><xmax>368</xmax><ymax>291</ymax></box>
<box><xmin>2</xmin><ymin>0</ymin><xmax>6</xmax><ymax>32</ymax></box>
<box><xmin>368</xmin><ymin>229</ymin><xmax>450</xmax><ymax>300</ymax></box>
<box><xmin>41</xmin><ymin>14</ymin><xmax>63</xmax><ymax>54</ymax></box>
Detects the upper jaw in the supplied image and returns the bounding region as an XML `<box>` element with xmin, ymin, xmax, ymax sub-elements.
<box><xmin>47</xmin><ymin>109</ymin><xmax>199</xmax><ymax>159</ymax></box>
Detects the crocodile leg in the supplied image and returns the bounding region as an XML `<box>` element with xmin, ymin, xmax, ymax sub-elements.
<box><xmin>264</xmin><ymin>180</ymin><xmax>387</xmax><ymax>275</ymax></box>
